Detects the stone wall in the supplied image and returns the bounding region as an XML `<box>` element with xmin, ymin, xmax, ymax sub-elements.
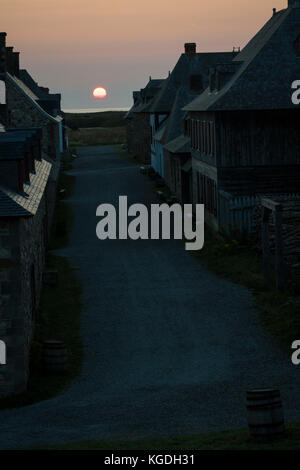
<box><xmin>6</xmin><ymin>79</ymin><xmax>61</xmax><ymax>162</ymax></box>
<box><xmin>6</xmin><ymin>79</ymin><xmax>61</xmax><ymax>228</ymax></box>
<box><xmin>0</xmin><ymin>196</ymin><xmax>47</xmax><ymax>395</ymax></box>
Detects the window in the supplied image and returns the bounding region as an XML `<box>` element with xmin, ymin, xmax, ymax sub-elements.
<box><xmin>197</xmin><ymin>121</ymin><xmax>201</xmax><ymax>150</ymax></box>
<box><xmin>208</xmin><ymin>123</ymin><xmax>211</xmax><ymax>155</ymax></box>
<box><xmin>191</xmin><ymin>119</ymin><xmax>195</xmax><ymax>148</ymax></box>
<box><xmin>195</xmin><ymin>121</ymin><xmax>198</xmax><ymax>149</ymax></box>
<box><xmin>211</xmin><ymin>122</ymin><xmax>215</xmax><ymax>155</ymax></box>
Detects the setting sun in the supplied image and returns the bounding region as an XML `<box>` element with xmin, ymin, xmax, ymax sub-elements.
<box><xmin>93</xmin><ymin>87</ymin><xmax>107</xmax><ymax>99</ymax></box>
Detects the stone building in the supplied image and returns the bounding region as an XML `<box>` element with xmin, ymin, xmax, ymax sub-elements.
<box><xmin>0</xmin><ymin>130</ymin><xmax>51</xmax><ymax>395</ymax></box>
<box><xmin>125</xmin><ymin>78</ymin><xmax>164</xmax><ymax>163</ymax></box>
<box><xmin>0</xmin><ymin>33</ymin><xmax>65</xmax><ymax>395</ymax></box>
<box><xmin>0</xmin><ymin>32</ymin><xmax>67</xmax><ymax>225</ymax></box>
<box><xmin>184</xmin><ymin>1</ymin><xmax>300</xmax><ymax>232</ymax></box>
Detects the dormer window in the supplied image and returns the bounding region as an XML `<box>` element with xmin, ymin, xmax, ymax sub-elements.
<box><xmin>190</xmin><ymin>75</ymin><xmax>203</xmax><ymax>93</ymax></box>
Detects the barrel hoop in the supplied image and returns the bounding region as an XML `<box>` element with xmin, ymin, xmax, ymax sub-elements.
<box><xmin>247</xmin><ymin>402</ymin><xmax>282</xmax><ymax>411</ymax></box>
<box><xmin>247</xmin><ymin>391</ymin><xmax>280</xmax><ymax>398</ymax></box>
<box><xmin>249</xmin><ymin>421</ymin><xmax>284</xmax><ymax>429</ymax></box>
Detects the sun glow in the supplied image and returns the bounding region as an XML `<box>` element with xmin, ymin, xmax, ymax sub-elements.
<box><xmin>93</xmin><ymin>87</ymin><xmax>107</xmax><ymax>99</ymax></box>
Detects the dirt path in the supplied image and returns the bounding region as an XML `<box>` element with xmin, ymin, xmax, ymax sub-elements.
<box><xmin>0</xmin><ymin>145</ymin><xmax>299</xmax><ymax>449</ymax></box>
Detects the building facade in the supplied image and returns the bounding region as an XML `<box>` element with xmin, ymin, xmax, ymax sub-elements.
<box><xmin>0</xmin><ymin>33</ymin><xmax>65</xmax><ymax>395</ymax></box>
<box><xmin>184</xmin><ymin>2</ymin><xmax>300</xmax><ymax>232</ymax></box>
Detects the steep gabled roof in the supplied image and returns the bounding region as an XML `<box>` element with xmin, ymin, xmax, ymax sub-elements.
<box><xmin>0</xmin><ymin>159</ymin><xmax>52</xmax><ymax>217</ymax></box>
<box><xmin>184</xmin><ymin>5</ymin><xmax>300</xmax><ymax>112</ymax></box>
<box><xmin>151</xmin><ymin>48</ymin><xmax>234</xmax><ymax>152</ymax></box>
<box><xmin>6</xmin><ymin>73</ymin><xmax>63</xmax><ymax>123</ymax></box>
<box><xmin>19</xmin><ymin>70</ymin><xmax>59</xmax><ymax>101</ymax></box>
<box><xmin>156</xmin><ymin>86</ymin><xmax>191</xmax><ymax>145</ymax></box>
<box><xmin>133</xmin><ymin>78</ymin><xmax>165</xmax><ymax>113</ymax></box>
<box><xmin>150</xmin><ymin>51</ymin><xmax>234</xmax><ymax>114</ymax></box>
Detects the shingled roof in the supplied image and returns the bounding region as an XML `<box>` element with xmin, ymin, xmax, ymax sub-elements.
<box><xmin>154</xmin><ymin>86</ymin><xmax>190</xmax><ymax>146</ymax></box>
<box><xmin>152</xmin><ymin>47</ymin><xmax>233</xmax><ymax>152</ymax></box>
<box><xmin>0</xmin><ymin>159</ymin><xmax>51</xmax><ymax>217</ymax></box>
<box><xmin>150</xmin><ymin>50</ymin><xmax>234</xmax><ymax>114</ymax></box>
<box><xmin>184</xmin><ymin>4</ymin><xmax>300</xmax><ymax>112</ymax></box>
<box><xmin>128</xmin><ymin>78</ymin><xmax>165</xmax><ymax>115</ymax></box>
<box><xmin>164</xmin><ymin>133</ymin><xmax>190</xmax><ymax>154</ymax></box>
<box><xmin>6</xmin><ymin>73</ymin><xmax>63</xmax><ymax>123</ymax></box>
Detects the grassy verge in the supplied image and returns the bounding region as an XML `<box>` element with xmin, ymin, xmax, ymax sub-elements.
<box><xmin>0</xmin><ymin>163</ymin><xmax>82</xmax><ymax>409</ymax></box>
<box><xmin>194</xmin><ymin>230</ymin><xmax>300</xmax><ymax>354</ymax></box>
<box><xmin>26</xmin><ymin>423</ymin><xmax>300</xmax><ymax>450</ymax></box>
<box><xmin>68</xmin><ymin>126</ymin><xmax>126</xmax><ymax>147</ymax></box>
<box><xmin>65</xmin><ymin>111</ymin><xmax>126</xmax><ymax>129</ymax></box>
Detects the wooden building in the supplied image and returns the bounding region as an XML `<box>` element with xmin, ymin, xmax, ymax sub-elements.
<box><xmin>184</xmin><ymin>2</ymin><xmax>300</xmax><ymax>232</ymax></box>
<box><xmin>149</xmin><ymin>43</ymin><xmax>234</xmax><ymax>202</ymax></box>
<box><xmin>125</xmin><ymin>78</ymin><xmax>164</xmax><ymax>164</ymax></box>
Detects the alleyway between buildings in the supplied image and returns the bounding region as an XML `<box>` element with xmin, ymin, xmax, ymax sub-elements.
<box><xmin>0</xmin><ymin>146</ymin><xmax>300</xmax><ymax>449</ymax></box>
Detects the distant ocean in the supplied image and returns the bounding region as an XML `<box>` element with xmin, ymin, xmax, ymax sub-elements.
<box><xmin>63</xmin><ymin>107</ymin><xmax>130</xmax><ymax>113</ymax></box>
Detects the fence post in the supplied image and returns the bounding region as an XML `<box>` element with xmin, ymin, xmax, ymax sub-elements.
<box><xmin>275</xmin><ymin>205</ymin><xmax>284</xmax><ymax>290</ymax></box>
<box><xmin>262</xmin><ymin>206</ymin><xmax>271</xmax><ymax>286</ymax></box>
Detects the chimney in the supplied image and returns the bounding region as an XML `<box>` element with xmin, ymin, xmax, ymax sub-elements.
<box><xmin>273</xmin><ymin>7</ymin><xmax>277</xmax><ymax>15</ymax></box>
<box><xmin>13</xmin><ymin>51</ymin><xmax>20</xmax><ymax>77</ymax></box>
<box><xmin>0</xmin><ymin>32</ymin><xmax>7</xmax><ymax>74</ymax></box>
<box><xmin>184</xmin><ymin>43</ymin><xmax>196</xmax><ymax>57</ymax></box>
<box><xmin>40</xmin><ymin>86</ymin><xmax>49</xmax><ymax>94</ymax></box>
<box><xmin>6</xmin><ymin>46</ymin><xmax>14</xmax><ymax>75</ymax></box>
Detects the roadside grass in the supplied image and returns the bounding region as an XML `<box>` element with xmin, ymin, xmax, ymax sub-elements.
<box><xmin>65</xmin><ymin>111</ymin><xmax>126</xmax><ymax>129</ymax></box>
<box><xmin>0</xmin><ymin>163</ymin><xmax>82</xmax><ymax>409</ymax></box>
<box><xmin>25</xmin><ymin>423</ymin><xmax>300</xmax><ymax>450</ymax></box>
<box><xmin>68</xmin><ymin>126</ymin><xmax>126</xmax><ymax>147</ymax></box>
<box><xmin>194</xmin><ymin>230</ymin><xmax>300</xmax><ymax>354</ymax></box>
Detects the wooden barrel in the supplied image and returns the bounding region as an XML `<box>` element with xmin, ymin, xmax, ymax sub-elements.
<box><xmin>246</xmin><ymin>389</ymin><xmax>284</xmax><ymax>437</ymax></box>
<box><xmin>43</xmin><ymin>340</ymin><xmax>68</xmax><ymax>373</ymax></box>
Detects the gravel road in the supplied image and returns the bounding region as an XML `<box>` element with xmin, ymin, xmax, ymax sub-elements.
<box><xmin>0</xmin><ymin>145</ymin><xmax>299</xmax><ymax>449</ymax></box>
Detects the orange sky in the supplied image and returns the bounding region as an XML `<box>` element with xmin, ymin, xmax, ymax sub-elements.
<box><xmin>1</xmin><ymin>0</ymin><xmax>287</xmax><ymax>108</ymax></box>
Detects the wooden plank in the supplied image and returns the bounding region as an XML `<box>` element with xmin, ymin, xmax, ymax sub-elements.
<box><xmin>262</xmin><ymin>207</ymin><xmax>271</xmax><ymax>286</ymax></box>
<box><xmin>274</xmin><ymin>207</ymin><xmax>284</xmax><ymax>290</ymax></box>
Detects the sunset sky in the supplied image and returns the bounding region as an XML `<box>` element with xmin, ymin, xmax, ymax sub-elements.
<box><xmin>2</xmin><ymin>0</ymin><xmax>287</xmax><ymax>110</ymax></box>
